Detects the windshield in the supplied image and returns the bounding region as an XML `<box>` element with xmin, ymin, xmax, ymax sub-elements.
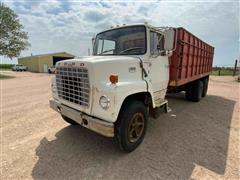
<box><xmin>93</xmin><ymin>26</ymin><xmax>146</xmax><ymax>55</ymax></box>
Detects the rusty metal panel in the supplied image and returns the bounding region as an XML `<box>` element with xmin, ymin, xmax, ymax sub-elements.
<box><xmin>169</xmin><ymin>27</ymin><xmax>214</xmax><ymax>87</ymax></box>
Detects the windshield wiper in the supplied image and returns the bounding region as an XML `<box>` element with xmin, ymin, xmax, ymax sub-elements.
<box><xmin>99</xmin><ymin>49</ymin><xmax>115</xmax><ymax>55</ymax></box>
<box><xmin>119</xmin><ymin>47</ymin><xmax>144</xmax><ymax>55</ymax></box>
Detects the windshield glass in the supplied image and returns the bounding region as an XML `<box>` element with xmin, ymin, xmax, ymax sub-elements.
<box><xmin>93</xmin><ymin>26</ymin><xmax>146</xmax><ymax>55</ymax></box>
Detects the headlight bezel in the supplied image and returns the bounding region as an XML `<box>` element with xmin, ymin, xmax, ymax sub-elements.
<box><xmin>99</xmin><ymin>95</ymin><xmax>110</xmax><ymax>110</ymax></box>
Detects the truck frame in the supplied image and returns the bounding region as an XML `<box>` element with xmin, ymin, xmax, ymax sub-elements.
<box><xmin>50</xmin><ymin>23</ymin><xmax>214</xmax><ymax>152</ymax></box>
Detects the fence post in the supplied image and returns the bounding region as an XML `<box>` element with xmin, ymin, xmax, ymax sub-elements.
<box><xmin>218</xmin><ymin>69</ymin><xmax>221</xmax><ymax>76</ymax></box>
<box><xmin>233</xmin><ymin>59</ymin><xmax>238</xmax><ymax>76</ymax></box>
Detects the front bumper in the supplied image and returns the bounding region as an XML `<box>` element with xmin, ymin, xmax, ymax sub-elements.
<box><xmin>49</xmin><ymin>99</ymin><xmax>114</xmax><ymax>137</ymax></box>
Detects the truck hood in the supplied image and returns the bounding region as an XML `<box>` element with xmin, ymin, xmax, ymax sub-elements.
<box><xmin>56</xmin><ymin>55</ymin><xmax>143</xmax><ymax>85</ymax></box>
<box><xmin>55</xmin><ymin>56</ymin><xmax>143</xmax><ymax>115</ymax></box>
<box><xmin>57</xmin><ymin>55</ymin><xmax>140</xmax><ymax>64</ymax></box>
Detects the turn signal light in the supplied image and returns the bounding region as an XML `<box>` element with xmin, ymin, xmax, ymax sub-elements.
<box><xmin>109</xmin><ymin>74</ymin><xmax>118</xmax><ymax>84</ymax></box>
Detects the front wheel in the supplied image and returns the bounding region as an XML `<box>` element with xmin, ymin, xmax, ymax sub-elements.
<box><xmin>116</xmin><ymin>100</ymin><xmax>148</xmax><ymax>152</ymax></box>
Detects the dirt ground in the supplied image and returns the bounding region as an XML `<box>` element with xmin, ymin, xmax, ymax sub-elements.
<box><xmin>0</xmin><ymin>72</ymin><xmax>239</xmax><ymax>180</ymax></box>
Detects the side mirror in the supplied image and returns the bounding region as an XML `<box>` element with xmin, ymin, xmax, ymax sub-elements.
<box><xmin>163</xmin><ymin>28</ymin><xmax>175</xmax><ymax>51</ymax></box>
<box><xmin>159</xmin><ymin>50</ymin><xmax>173</xmax><ymax>57</ymax></box>
<box><xmin>92</xmin><ymin>37</ymin><xmax>95</xmax><ymax>47</ymax></box>
<box><xmin>165</xmin><ymin>50</ymin><xmax>173</xmax><ymax>56</ymax></box>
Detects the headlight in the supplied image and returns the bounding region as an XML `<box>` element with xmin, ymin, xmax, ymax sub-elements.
<box><xmin>51</xmin><ymin>83</ymin><xmax>56</xmax><ymax>93</ymax></box>
<box><xmin>99</xmin><ymin>95</ymin><xmax>110</xmax><ymax>109</ymax></box>
<box><xmin>51</xmin><ymin>77</ymin><xmax>57</xmax><ymax>93</ymax></box>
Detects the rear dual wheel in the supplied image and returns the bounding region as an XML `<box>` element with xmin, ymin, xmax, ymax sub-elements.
<box><xmin>191</xmin><ymin>80</ymin><xmax>204</xmax><ymax>102</ymax></box>
<box><xmin>185</xmin><ymin>80</ymin><xmax>203</xmax><ymax>102</ymax></box>
<box><xmin>185</xmin><ymin>76</ymin><xmax>209</xmax><ymax>102</ymax></box>
<box><xmin>202</xmin><ymin>77</ymin><xmax>209</xmax><ymax>97</ymax></box>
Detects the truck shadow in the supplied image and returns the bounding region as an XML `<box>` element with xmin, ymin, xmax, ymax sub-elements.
<box><xmin>32</xmin><ymin>94</ymin><xmax>236</xmax><ymax>179</ymax></box>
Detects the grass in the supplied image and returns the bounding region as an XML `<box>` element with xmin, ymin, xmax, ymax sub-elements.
<box><xmin>0</xmin><ymin>68</ymin><xmax>12</xmax><ymax>71</ymax></box>
<box><xmin>0</xmin><ymin>74</ymin><xmax>14</xmax><ymax>79</ymax></box>
<box><xmin>0</xmin><ymin>64</ymin><xmax>14</xmax><ymax>69</ymax></box>
<box><xmin>211</xmin><ymin>69</ymin><xmax>235</xmax><ymax>76</ymax></box>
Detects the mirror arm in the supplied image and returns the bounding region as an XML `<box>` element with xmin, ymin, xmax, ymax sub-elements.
<box><xmin>172</xmin><ymin>29</ymin><xmax>178</xmax><ymax>52</ymax></box>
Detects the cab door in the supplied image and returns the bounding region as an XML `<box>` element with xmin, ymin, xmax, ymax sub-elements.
<box><xmin>147</xmin><ymin>31</ymin><xmax>169</xmax><ymax>105</ymax></box>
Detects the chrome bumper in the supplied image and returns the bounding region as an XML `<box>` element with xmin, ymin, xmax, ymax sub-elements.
<box><xmin>49</xmin><ymin>99</ymin><xmax>114</xmax><ymax>137</ymax></box>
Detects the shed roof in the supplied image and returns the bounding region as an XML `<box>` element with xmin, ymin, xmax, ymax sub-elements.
<box><xmin>18</xmin><ymin>52</ymin><xmax>75</xmax><ymax>59</ymax></box>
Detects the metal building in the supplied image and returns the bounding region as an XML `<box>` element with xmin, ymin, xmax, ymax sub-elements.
<box><xmin>18</xmin><ymin>52</ymin><xmax>75</xmax><ymax>73</ymax></box>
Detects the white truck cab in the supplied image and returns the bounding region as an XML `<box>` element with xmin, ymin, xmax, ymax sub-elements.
<box><xmin>50</xmin><ymin>24</ymin><xmax>175</xmax><ymax>152</ymax></box>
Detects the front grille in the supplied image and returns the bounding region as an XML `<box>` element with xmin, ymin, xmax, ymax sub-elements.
<box><xmin>56</xmin><ymin>66</ymin><xmax>90</xmax><ymax>107</ymax></box>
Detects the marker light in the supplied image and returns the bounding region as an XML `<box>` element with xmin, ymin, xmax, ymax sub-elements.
<box><xmin>109</xmin><ymin>74</ymin><xmax>118</xmax><ymax>84</ymax></box>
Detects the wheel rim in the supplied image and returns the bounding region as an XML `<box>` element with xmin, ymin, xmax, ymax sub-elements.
<box><xmin>127</xmin><ymin>112</ymin><xmax>145</xmax><ymax>143</ymax></box>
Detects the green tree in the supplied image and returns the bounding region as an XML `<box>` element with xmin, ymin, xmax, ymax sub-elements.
<box><xmin>0</xmin><ymin>3</ymin><xmax>30</xmax><ymax>59</ymax></box>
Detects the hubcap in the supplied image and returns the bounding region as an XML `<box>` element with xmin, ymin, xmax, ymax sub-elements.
<box><xmin>128</xmin><ymin>112</ymin><xmax>145</xmax><ymax>143</ymax></box>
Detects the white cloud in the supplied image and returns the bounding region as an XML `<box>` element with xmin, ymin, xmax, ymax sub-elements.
<box><xmin>1</xmin><ymin>0</ymin><xmax>239</xmax><ymax>66</ymax></box>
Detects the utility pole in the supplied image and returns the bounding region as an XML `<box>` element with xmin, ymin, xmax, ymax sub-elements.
<box><xmin>238</xmin><ymin>59</ymin><xmax>240</xmax><ymax>81</ymax></box>
<box><xmin>233</xmin><ymin>59</ymin><xmax>238</xmax><ymax>76</ymax></box>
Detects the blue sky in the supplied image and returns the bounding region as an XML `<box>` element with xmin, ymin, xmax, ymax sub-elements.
<box><xmin>1</xmin><ymin>0</ymin><xmax>239</xmax><ymax>66</ymax></box>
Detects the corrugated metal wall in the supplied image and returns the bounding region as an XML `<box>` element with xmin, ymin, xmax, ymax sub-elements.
<box><xmin>18</xmin><ymin>52</ymin><xmax>75</xmax><ymax>73</ymax></box>
<box><xmin>18</xmin><ymin>56</ymin><xmax>39</xmax><ymax>72</ymax></box>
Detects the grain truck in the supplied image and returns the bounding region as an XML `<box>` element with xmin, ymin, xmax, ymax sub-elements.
<box><xmin>50</xmin><ymin>24</ymin><xmax>214</xmax><ymax>152</ymax></box>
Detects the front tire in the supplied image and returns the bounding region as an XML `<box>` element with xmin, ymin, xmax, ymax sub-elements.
<box><xmin>116</xmin><ymin>100</ymin><xmax>148</xmax><ymax>152</ymax></box>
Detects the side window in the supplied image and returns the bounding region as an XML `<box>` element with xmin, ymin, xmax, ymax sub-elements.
<box><xmin>97</xmin><ymin>39</ymin><xmax>115</xmax><ymax>55</ymax></box>
<box><xmin>102</xmin><ymin>40</ymin><xmax>115</xmax><ymax>54</ymax></box>
<box><xmin>97</xmin><ymin>39</ymin><xmax>103</xmax><ymax>54</ymax></box>
<box><xmin>150</xmin><ymin>32</ymin><xmax>164</xmax><ymax>55</ymax></box>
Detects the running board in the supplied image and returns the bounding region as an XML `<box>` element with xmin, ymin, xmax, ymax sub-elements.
<box><xmin>161</xmin><ymin>100</ymin><xmax>172</xmax><ymax>113</ymax></box>
<box><xmin>164</xmin><ymin>101</ymin><xmax>172</xmax><ymax>113</ymax></box>
<box><xmin>155</xmin><ymin>99</ymin><xmax>171</xmax><ymax>113</ymax></box>
<box><xmin>150</xmin><ymin>99</ymin><xmax>171</xmax><ymax>119</ymax></box>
